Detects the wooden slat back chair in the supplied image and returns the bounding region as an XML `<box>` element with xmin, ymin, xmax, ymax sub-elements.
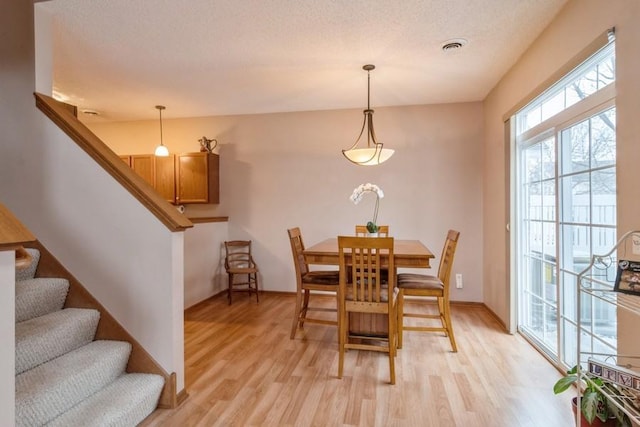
<box><xmin>288</xmin><ymin>227</ymin><xmax>340</xmax><ymax>339</ymax></box>
<box><xmin>355</xmin><ymin>225</ymin><xmax>390</xmax><ymax>282</ymax></box>
<box><xmin>355</xmin><ymin>225</ymin><xmax>389</xmax><ymax>237</ymax></box>
<box><xmin>338</xmin><ymin>236</ymin><xmax>398</xmax><ymax>384</ymax></box>
<box><xmin>224</xmin><ymin>240</ymin><xmax>260</xmax><ymax>305</ymax></box>
<box><xmin>397</xmin><ymin>230</ymin><xmax>460</xmax><ymax>351</ymax></box>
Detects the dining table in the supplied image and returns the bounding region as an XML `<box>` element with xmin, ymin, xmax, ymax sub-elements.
<box><xmin>303</xmin><ymin>237</ymin><xmax>435</xmax><ymax>336</ymax></box>
<box><xmin>303</xmin><ymin>238</ymin><xmax>434</xmax><ymax>268</ymax></box>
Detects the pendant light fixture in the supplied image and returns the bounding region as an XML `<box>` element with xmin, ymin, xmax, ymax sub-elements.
<box><xmin>154</xmin><ymin>105</ymin><xmax>169</xmax><ymax>157</ymax></box>
<box><xmin>342</xmin><ymin>64</ymin><xmax>394</xmax><ymax>166</ymax></box>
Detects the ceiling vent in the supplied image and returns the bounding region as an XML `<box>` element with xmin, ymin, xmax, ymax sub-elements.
<box><xmin>441</xmin><ymin>38</ymin><xmax>468</xmax><ymax>52</ymax></box>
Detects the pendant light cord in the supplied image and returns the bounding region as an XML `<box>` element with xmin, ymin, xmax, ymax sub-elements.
<box><xmin>156</xmin><ymin>105</ymin><xmax>166</xmax><ymax>146</ymax></box>
<box><xmin>160</xmin><ymin>110</ymin><xmax>164</xmax><ymax>145</ymax></box>
<box><xmin>159</xmin><ymin>108</ymin><xmax>164</xmax><ymax>146</ymax></box>
<box><xmin>367</xmin><ymin>68</ymin><xmax>371</xmax><ymax>111</ymax></box>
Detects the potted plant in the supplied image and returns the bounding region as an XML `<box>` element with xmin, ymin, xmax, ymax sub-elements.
<box><xmin>349</xmin><ymin>183</ymin><xmax>384</xmax><ymax>234</ymax></box>
<box><xmin>553</xmin><ymin>365</ymin><xmax>627</xmax><ymax>426</ymax></box>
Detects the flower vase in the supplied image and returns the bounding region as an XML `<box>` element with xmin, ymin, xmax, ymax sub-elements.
<box><xmin>366</xmin><ymin>232</ymin><xmax>379</xmax><ymax>237</ymax></box>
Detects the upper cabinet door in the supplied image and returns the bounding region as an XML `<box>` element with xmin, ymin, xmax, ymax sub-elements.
<box><xmin>155</xmin><ymin>154</ymin><xmax>176</xmax><ymax>203</ymax></box>
<box><xmin>176</xmin><ymin>152</ymin><xmax>219</xmax><ymax>204</ymax></box>
<box><xmin>130</xmin><ymin>154</ymin><xmax>156</xmax><ymax>187</ymax></box>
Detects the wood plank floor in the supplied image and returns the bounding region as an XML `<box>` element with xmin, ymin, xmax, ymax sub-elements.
<box><xmin>141</xmin><ymin>293</ymin><xmax>574</xmax><ymax>426</ymax></box>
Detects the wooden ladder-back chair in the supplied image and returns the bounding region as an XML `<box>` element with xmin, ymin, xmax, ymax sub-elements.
<box><xmin>224</xmin><ymin>240</ymin><xmax>260</xmax><ymax>305</ymax></box>
<box><xmin>355</xmin><ymin>225</ymin><xmax>390</xmax><ymax>282</ymax></box>
<box><xmin>288</xmin><ymin>227</ymin><xmax>340</xmax><ymax>339</ymax></box>
<box><xmin>338</xmin><ymin>236</ymin><xmax>398</xmax><ymax>384</ymax></box>
<box><xmin>397</xmin><ymin>229</ymin><xmax>460</xmax><ymax>352</ymax></box>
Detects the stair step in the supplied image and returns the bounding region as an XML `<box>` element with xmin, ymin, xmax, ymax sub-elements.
<box><xmin>15</xmin><ymin>277</ymin><xmax>69</xmax><ymax>322</ymax></box>
<box><xmin>15</xmin><ymin>340</ymin><xmax>132</xmax><ymax>427</ymax></box>
<box><xmin>15</xmin><ymin>248</ymin><xmax>40</xmax><ymax>282</ymax></box>
<box><xmin>15</xmin><ymin>308</ymin><xmax>100</xmax><ymax>374</ymax></box>
<box><xmin>47</xmin><ymin>373</ymin><xmax>165</xmax><ymax>427</ymax></box>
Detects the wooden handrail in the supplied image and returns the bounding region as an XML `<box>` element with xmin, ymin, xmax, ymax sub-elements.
<box><xmin>34</xmin><ymin>93</ymin><xmax>193</xmax><ymax>232</ymax></box>
<box><xmin>0</xmin><ymin>203</ymin><xmax>36</xmax><ymax>251</ymax></box>
<box><xmin>15</xmin><ymin>246</ymin><xmax>33</xmax><ymax>270</ymax></box>
<box><xmin>0</xmin><ymin>202</ymin><xmax>35</xmax><ymax>270</ymax></box>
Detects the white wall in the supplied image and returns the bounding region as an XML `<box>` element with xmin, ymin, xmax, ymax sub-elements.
<box><xmin>28</xmin><ymin>117</ymin><xmax>186</xmax><ymax>391</ymax></box>
<box><xmin>34</xmin><ymin>4</ymin><xmax>53</xmax><ymax>96</ymax></box>
<box><xmin>0</xmin><ymin>252</ymin><xmax>15</xmax><ymax>426</ymax></box>
<box><xmin>482</xmin><ymin>0</ymin><xmax>640</xmax><ymax>327</ymax></box>
<box><xmin>184</xmin><ymin>221</ymin><xmax>228</xmax><ymax>308</ymax></box>
<box><xmin>1</xmin><ymin>0</ymin><xmax>186</xmax><ymax>392</ymax></box>
<box><xmin>89</xmin><ymin>101</ymin><xmax>485</xmax><ymax>302</ymax></box>
<box><xmin>0</xmin><ymin>0</ymin><xmax>36</xmax><ymax>419</ymax></box>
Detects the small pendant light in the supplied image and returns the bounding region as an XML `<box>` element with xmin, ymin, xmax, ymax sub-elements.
<box><xmin>154</xmin><ymin>105</ymin><xmax>169</xmax><ymax>157</ymax></box>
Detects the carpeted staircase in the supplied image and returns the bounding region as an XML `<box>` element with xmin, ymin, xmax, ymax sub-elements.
<box><xmin>15</xmin><ymin>248</ymin><xmax>164</xmax><ymax>426</ymax></box>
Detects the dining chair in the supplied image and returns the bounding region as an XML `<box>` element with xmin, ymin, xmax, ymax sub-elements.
<box><xmin>288</xmin><ymin>227</ymin><xmax>340</xmax><ymax>339</ymax></box>
<box><xmin>224</xmin><ymin>240</ymin><xmax>260</xmax><ymax>305</ymax></box>
<box><xmin>355</xmin><ymin>225</ymin><xmax>390</xmax><ymax>282</ymax></box>
<box><xmin>396</xmin><ymin>229</ymin><xmax>460</xmax><ymax>352</ymax></box>
<box><xmin>338</xmin><ymin>235</ymin><xmax>398</xmax><ymax>384</ymax></box>
<box><xmin>355</xmin><ymin>225</ymin><xmax>389</xmax><ymax>236</ymax></box>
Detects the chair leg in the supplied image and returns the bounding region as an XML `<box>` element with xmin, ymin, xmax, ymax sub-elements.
<box><xmin>300</xmin><ymin>290</ymin><xmax>310</xmax><ymax>328</ymax></box>
<box><xmin>338</xmin><ymin>301</ymin><xmax>345</xmax><ymax>379</ymax></box>
<box><xmin>290</xmin><ymin>289</ymin><xmax>304</xmax><ymax>339</ymax></box>
<box><xmin>388</xmin><ymin>307</ymin><xmax>396</xmax><ymax>385</ymax></box>
<box><xmin>397</xmin><ymin>290</ymin><xmax>404</xmax><ymax>349</ymax></box>
<box><xmin>227</xmin><ymin>273</ymin><xmax>233</xmax><ymax>305</ymax></box>
<box><xmin>338</xmin><ymin>313</ymin><xmax>344</xmax><ymax>378</ymax></box>
<box><xmin>388</xmin><ymin>353</ymin><xmax>395</xmax><ymax>385</ymax></box>
<box><xmin>442</xmin><ymin>298</ymin><xmax>457</xmax><ymax>352</ymax></box>
<box><xmin>253</xmin><ymin>272</ymin><xmax>259</xmax><ymax>303</ymax></box>
<box><xmin>437</xmin><ymin>297</ymin><xmax>446</xmax><ymax>331</ymax></box>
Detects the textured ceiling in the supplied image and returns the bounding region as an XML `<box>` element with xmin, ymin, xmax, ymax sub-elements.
<box><xmin>39</xmin><ymin>0</ymin><xmax>568</xmax><ymax>122</ymax></box>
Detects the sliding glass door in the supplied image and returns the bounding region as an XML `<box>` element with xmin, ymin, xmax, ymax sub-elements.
<box><xmin>518</xmin><ymin>108</ymin><xmax>617</xmax><ymax>364</ymax></box>
<box><xmin>519</xmin><ymin>136</ymin><xmax>558</xmax><ymax>354</ymax></box>
<box><xmin>514</xmin><ymin>40</ymin><xmax>616</xmax><ymax>365</ymax></box>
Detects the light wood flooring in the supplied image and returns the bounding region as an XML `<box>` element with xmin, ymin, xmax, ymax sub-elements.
<box><xmin>141</xmin><ymin>293</ymin><xmax>574</xmax><ymax>426</ymax></box>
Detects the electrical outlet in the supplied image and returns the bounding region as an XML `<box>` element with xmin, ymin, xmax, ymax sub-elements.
<box><xmin>455</xmin><ymin>273</ymin><xmax>463</xmax><ymax>289</ymax></box>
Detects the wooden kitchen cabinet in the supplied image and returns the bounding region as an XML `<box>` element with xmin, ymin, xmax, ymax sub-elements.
<box><xmin>120</xmin><ymin>152</ymin><xmax>219</xmax><ymax>204</ymax></box>
<box><xmin>155</xmin><ymin>155</ymin><xmax>176</xmax><ymax>203</ymax></box>
<box><xmin>176</xmin><ymin>152</ymin><xmax>219</xmax><ymax>204</ymax></box>
<box><xmin>130</xmin><ymin>154</ymin><xmax>155</xmax><ymax>187</ymax></box>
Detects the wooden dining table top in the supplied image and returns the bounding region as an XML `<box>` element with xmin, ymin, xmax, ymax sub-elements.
<box><xmin>303</xmin><ymin>238</ymin><xmax>435</xmax><ymax>269</ymax></box>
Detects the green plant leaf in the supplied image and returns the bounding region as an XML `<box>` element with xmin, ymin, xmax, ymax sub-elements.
<box><xmin>553</xmin><ymin>374</ymin><xmax>578</xmax><ymax>394</ymax></box>
<box><xmin>366</xmin><ymin>222</ymin><xmax>378</xmax><ymax>233</ymax></box>
<box><xmin>581</xmin><ymin>390</ymin><xmax>600</xmax><ymax>424</ymax></box>
<box><xmin>553</xmin><ymin>366</ymin><xmax>615</xmax><ymax>424</ymax></box>
<box><xmin>580</xmin><ymin>389</ymin><xmax>609</xmax><ymax>424</ymax></box>
<box><xmin>567</xmin><ymin>365</ymin><xmax>578</xmax><ymax>375</ymax></box>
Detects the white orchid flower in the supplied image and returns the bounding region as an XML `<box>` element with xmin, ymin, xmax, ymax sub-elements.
<box><xmin>349</xmin><ymin>183</ymin><xmax>384</xmax><ymax>233</ymax></box>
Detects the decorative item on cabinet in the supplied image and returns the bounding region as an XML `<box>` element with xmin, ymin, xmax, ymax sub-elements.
<box><xmin>198</xmin><ymin>136</ymin><xmax>218</xmax><ymax>153</ymax></box>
